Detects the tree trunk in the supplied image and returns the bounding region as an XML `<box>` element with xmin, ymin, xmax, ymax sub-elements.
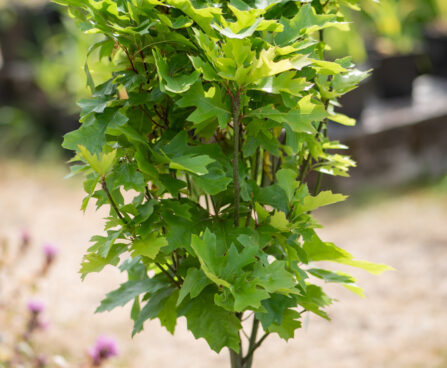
<box><xmin>229</xmin><ymin>348</ymin><xmax>243</xmax><ymax>368</ymax></box>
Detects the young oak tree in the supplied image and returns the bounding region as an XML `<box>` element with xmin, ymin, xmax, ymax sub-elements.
<box><xmin>55</xmin><ymin>0</ymin><xmax>391</xmax><ymax>366</ymax></box>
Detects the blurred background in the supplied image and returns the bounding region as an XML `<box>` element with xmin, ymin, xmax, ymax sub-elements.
<box><xmin>0</xmin><ymin>0</ymin><xmax>446</xmax><ymax>367</ymax></box>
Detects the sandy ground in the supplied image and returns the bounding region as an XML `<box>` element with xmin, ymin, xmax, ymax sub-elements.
<box><xmin>1</xmin><ymin>159</ymin><xmax>447</xmax><ymax>368</ymax></box>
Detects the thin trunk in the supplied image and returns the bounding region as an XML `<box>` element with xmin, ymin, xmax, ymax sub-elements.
<box><xmin>229</xmin><ymin>348</ymin><xmax>243</xmax><ymax>368</ymax></box>
<box><xmin>244</xmin><ymin>318</ymin><xmax>260</xmax><ymax>368</ymax></box>
<box><xmin>232</xmin><ymin>90</ymin><xmax>241</xmax><ymax>227</ymax></box>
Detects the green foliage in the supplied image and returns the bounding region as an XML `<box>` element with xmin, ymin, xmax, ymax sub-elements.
<box><xmin>56</xmin><ymin>0</ymin><xmax>391</xmax><ymax>365</ymax></box>
<box><xmin>355</xmin><ymin>0</ymin><xmax>440</xmax><ymax>56</ymax></box>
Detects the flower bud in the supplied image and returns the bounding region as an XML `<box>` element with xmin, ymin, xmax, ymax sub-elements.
<box><xmin>88</xmin><ymin>335</ymin><xmax>119</xmax><ymax>366</ymax></box>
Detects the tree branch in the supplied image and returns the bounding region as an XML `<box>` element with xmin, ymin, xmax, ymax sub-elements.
<box><xmin>121</xmin><ymin>44</ymin><xmax>138</xmax><ymax>74</ymax></box>
<box><xmin>139</xmin><ymin>105</ymin><xmax>164</xmax><ymax>129</ymax></box>
<box><xmin>242</xmin><ymin>332</ymin><xmax>270</xmax><ymax>366</ymax></box>
<box><xmin>101</xmin><ymin>177</ymin><xmax>127</xmax><ymax>224</ymax></box>
<box><xmin>155</xmin><ymin>262</ymin><xmax>182</xmax><ymax>288</ymax></box>
<box><xmin>139</xmin><ymin>50</ymin><xmax>150</xmax><ymax>84</ymax></box>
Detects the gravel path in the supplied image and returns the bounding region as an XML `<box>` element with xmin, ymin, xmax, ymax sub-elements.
<box><xmin>1</xmin><ymin>159</ymin><xmax>446</xmax><ymax>368</ymax></box>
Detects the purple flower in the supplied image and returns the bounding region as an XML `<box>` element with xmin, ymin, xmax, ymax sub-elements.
<box><xmin>43</xmin><ymin>243</ymin><xmax>58</xmax><ymax>261</ymax></box>
<box><xmin>27</xmin><ymin>299</ymin><xmax>45</xmax><ymax>314</ymax></box>
<box><xmin>88</xmin><ymin>335</ymin><xmax>119</xmax><ymax>366</ymax></box>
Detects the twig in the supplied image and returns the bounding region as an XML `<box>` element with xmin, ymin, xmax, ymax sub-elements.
<box><xmin>121</xmin><ymin>45</ymin><xmax>138</xmax><ymax>74</ymax></box>
<box><xmin>101</xmin><ymin>177</ymin><xmax>127</xmax><ymax>224</ymax></box>
<box><xmin>139</xmin><ymin>50</ymin><xmax>150</xmax><ymax>84</ymax></box>
<box><xmin>138</xmin><ymin>105</ymin><xmax>164</xmax><ymax>129</ymax></box>
<box><xmin>242</xmin><ymin>332</ymin><xmax>270</xmax><ymax>365</ymax></box>
<box><xmin>155</xmin><ymin>262</ymin><xmax>182</xmax><ymax>288</ymax></box>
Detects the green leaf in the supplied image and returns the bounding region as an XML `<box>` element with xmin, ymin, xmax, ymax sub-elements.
<box><xmin>250</xmin><ymin>72</ymin><xmax>309</xmax><ymax>97</ymax></box>
<box><xmin>304</xmin><ymin>233</ymin><xmax>349</xmax><ymax>259</ymax></box>
<box><xmin>134</xmin><ymin>200</ymin><xmax>156</xmax><ymax>224</ymax></box>
<box><xmin>329</xmin><ymin>113</ymin><xmax>356</xmax><ymax>126</ymax></box>
<box><xmin>192</xmin><ymin>167</ymin><xmax>232</xmax><ymax>195</ymax></box>
<box><xmin>77</xmin><ymin>96</ymin><xmax>111</xmax><ymax>116</ymax></box>
<box><xmin>275</xmin><ymin>4</ymin><xmax>339</xmax><ymax>46</ymax></box>
<box><xmin>303</xmin><ymin>234</ymin><xmax>393</xmax><ymax>274</ymax></box>
<box><xmin>212</xmin><ymin>18</ymin><xmax>262</xmax><ymax>39</ymax></box>
<box><xmin>256</xmin><ymin>184</ymin><xmax>289</xmax><ymax>213</ymax></box>
<box><xmin>133</xmin><ymin>286</ymin><xmax>177</xmax><ymax>335</ymax></box>
<box><xmin>63</xmin><ymin>122</ymin><xmax>106</xmax><ymax>154</ymax></box>
<box><xmin>300</xmin><ymin>191</ymin><xmax>347</xmax><ymax>212</ymax></box>
<box><xmin>221</xmin><ymin>242</ymin><xmax>259</xmax><ymax>281</ymax></box>
<box><xmin>248</xmin><ymin>95</ymin><xmax>326</xmax><ymax>133</ymax></box>
<box><xmin>256</xmin><ymin>294</ymin><xmax>296</xmax><ymax>329</ymax></box>
<box><xmin>269</xmin><ymin>210</ymin><xmax>289</xmax><ymax>231</ymax></box>
<box><xmin>100</xmin><ymin>108</ymin><xmax>128</xmax><ymax>129</ymax></box>
<box><xmin>311</xmin><ymin>59</ymin><xmax>347</xmax><ymax>74</ymax></box>
<box><xmin>131</xmin><ymin>233</ymin><xmax>168</xmax><ymax>259</ymax></box>
<box><xmin>110</xmin><ymin>162</ymin><xmax>146</xmax><ymax>192</ymax></box>
<box><xmin>88</xmin><ymin>230</ymin><xmax>121</xmax><ymax>257</ymax></box>
<box><xmin>170</xmin><ymin>154</ymin><xmax>214</xmax><ymax>176</ymax></box>
<box><xmin>232</xmin><ymin>280</ymin><xmax>270</xmax><ymax>312</ymax></box>
<box><xmin>189</xmin><ymin>55</ymin><xmax>219</xmax><ymax>81</ymax></box>
<box><xmin>177</xmin><ymin>268</ymin><xmax>212</xmax><ymax>305</ymax></box>
<box><xmin>176</xmin><ymin>82</ymin><xmax>232</xmax><ymax>128</ymax></box>
<box><xmin>79</xmin><ymin>247</ymin><xmax>124</xmax><ymax>280</ymax></box>
<box><xmin>165</xmin><ymin>0</ymin><xmax>223</xmax><ymax>34</ymax></box>
<box><xmin>158</xmin><ymin>14</ymin><xmax>193</xmax><ymax>29</ymax></box>
<box><xmin>191</xmin><ymin>230</ymin><xmax>230</xmax><ymax>288</ymax></box>
<box><xmin>157</xmin><ymin>290</ymin><xmax>179</xmax><ymax>334</ymax></box>
<box><xmin>96</xmin><ymin>278</ymin><xmax>166</xmax><ymax>312</ymax></box>
<box><xmin>340</xmin><ymin>259</ymin><xmax>395</xmax><ymax>275</ymax></box>
<box><xmin>178</xmin><ymin>290</ymin><xmax>242</xmax><ymax>353</ymax></box>
<box><xmin>332</xmin><ymin>69</ymin><xmax>370</xmax><ymax>94</ymax></box>
<box><xmin>296</xmin><ymin>284</ymin><xmax>331</xmax><ymax>319</ymax></box>
<box><xmin>268</xmin><ymin>309</ymin><xmax>301</xmax><ymax>340</ymax></box>
<box><xmin>153</xmin><ymin>48</ymin><xmax>200</xmax><ymax>93</ymax></box>
<box><xmin>130</xmin><ymin>297</ymin><xmax>140</xmax><ymax>322</ymax></box>
<box><xmin>254</xmin><ymin>202</ymin><xmax>269</xmax><ymax>223</ymax></box>
<box><xmin>276</xmin><ymin>168</ymin><xmax>298</xmax><ymax>202</ymax></box>
<box><xmin>78</xmin><ymin>145</ymin><xmax>116</xmax><ymax>176</ymax></box>
<box><xmin>308</xmin><ymin>268</ymin><xmax>354</xmax><ymax>284</ymax></box>
<box><xmin>159</xmin><ymin>174</ymin><xmax>187</xmax><ymax>196</ymax></box>
<box><xmin>343</xmin><ymin>283</ymin><xmax>366</xmax><ymax>297</ymax></box>
<box><xmin>246</xmin><ymin>49</ymin><xmax>312</xmax><ymax>84</ymax></box>
<box><xmin>253</xmin><ymin>261</ymin><xmax>296</xmax><ymax>294</ymax></box>
<box><xmin>308</xmin><ymin>267</ymin><xmax>365</xmax><ymax>297</ymax></box>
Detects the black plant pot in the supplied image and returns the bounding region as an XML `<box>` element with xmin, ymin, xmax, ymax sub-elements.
<box><xmin>337</xmin><ymin>77</ymin><xmax>372</xmax><ymax>121</ymax></box>
<box><xmin>371</xmin><ymin>53</ymin><xmax>419</xmax><ymax>99</ymax></box>
<box><xmin>424</xmin><ymin>25</ymin><xmax>447</xmax><ymax>78</ymax></box>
